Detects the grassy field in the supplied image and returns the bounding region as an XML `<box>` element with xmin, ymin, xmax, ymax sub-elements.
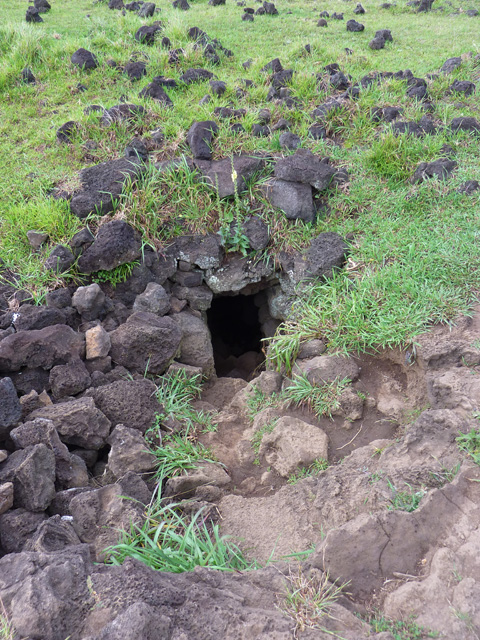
<box><xmin>1</xmin><ymin>0</ymin><xmax>480</xmax><ymax>356</ymax></box>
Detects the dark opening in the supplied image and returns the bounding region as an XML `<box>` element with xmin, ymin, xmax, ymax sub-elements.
<box><xmin>207</xmin><ymin>295</ymin><xmax>264</xmax><ymax>379</ymax></box>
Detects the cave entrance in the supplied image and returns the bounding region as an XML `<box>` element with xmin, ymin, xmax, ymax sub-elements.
<box><xmin>207</xmin><ymin>294</ymin><xmax>265</xmax><ymax>380</ymax></box>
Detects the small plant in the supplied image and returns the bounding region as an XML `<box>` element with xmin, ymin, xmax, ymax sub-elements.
<box><xmin>0</xmin><ymin>600</ymin><xmax>14</xmax><ymax>640</ymax></box>
<box><xmin>387</xmin><ymin>479</ymin><xmax>426</xmax><ymax>512</ymax></box>
<box><xmin>278</xmin><ymin>567</ymin><xmax>350</xmax><ymax>637</ymax></box>
<box><xmin>367</xmin><ymin>613</ymin><xmax>439</xmax><ymax>639</ymax></box>
<box><xmin>284</xmin><ymin>375</ymin><xmax>351</xmax><ymax>420</ymax></box>
<box><xmin>91</xmin><ymin>261</ymin><xmax>139</xmax><ymax>287</ymax></box>
<box><xmin>457</xmin><ymin>427</ymin><xmax>480</xmax><ymax>465</ymax></box>
<box><xmin>287</xmin><ymin>459</ymin><xmax>329</xmax><ymax>484</ymax></box>
<box><xmin>245</xmin><ymin>386</ymin><xmax>283</xmax><ymax>421</ymax></box>
<box><xmin>251</xmin><ymin>417</ymin><xmax>279</xmax><ymax>464</ymax></box>
<box><xmin>105</xmin><ymin>500</ymin><xmax>256</xmax><ymax>573</ymax></box>
<box><xmin>150</xmin><ymin>432</ymin><xmax>217</xmax><ymax>484</ymax></box>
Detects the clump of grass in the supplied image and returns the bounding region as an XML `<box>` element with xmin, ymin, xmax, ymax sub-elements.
<box><xmin>367</xmin><ymin>613</ymin><xmax>439</xmax><ymax>639</ymax></box>
<box><xmin>90</xmin><ymin>260</ymin><xmax>139</xmax><ymax>286</ymax></box>
<box><xmin>0</xmin><ymin>600</ymin><xmax>15</xmax><ymax>640</ymax></box>
<box><xmin>287</xmin><ymin>459</ymin><xmax>329</xmax><ymax>485</ymax></box>
<box><xmin>150</xmin><ymin>432</ymin><xmax>217</xmax><ymax>484</ymax></box>
<box><xmin>457</xmin><ymin>427</ymin><xmax>480</xmax><ymax>465</ymax></box>
<box><xmin>105</xmin><ymin>500</ymin><xmax>256</xmax><ymax>573</ymax></box>
<box><xmin>251</xmin><ymin>417</ymin><xmax>279</xmax><ymax>464</ymax></box>
<box><xmin>278</xmin><ymin>567</ymin><xmax>350</xmax><ymax>637</ymax></box>
<box><xmin>246</xmin><ymin>386</ymin><xmax>283</xmax><ymax>421</ymax></box>
<box><xmin>387</xmin><ymin>479</ymin><xmax>426</xmax><ymax>512</ymax></box>
<box><xmin>284</xmin><ymin>375</ymin><xmax>351</xmax><ymax>420</ymax></box>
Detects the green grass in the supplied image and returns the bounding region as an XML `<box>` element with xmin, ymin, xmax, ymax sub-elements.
<box><xmin>283</xmin><ymin>374</ymin><xmax>351</xmax><ymax>419</ymax></box>
<box><xmin>287</xmin><ymin>458</ymin><xmax>329</xmax><ymax>484</ymax></box>
<box><xmin>457</xmin><ymin>427</ymin><xmax>480</xmax><ymax>465</ymax></box>
<box><xmin>387</xmin><ymin>479</ymin><xmax>426</xmax><ymax>512</ymax></box>
<box><xmin>1</xmin><ymin>0</ymin><xmax>480</xmax><ymax>360</ymax></box>
<box><xmin>105</xmin><ymin>499</ymin><xmax>256</xmax><ymax>572</ymax></box>
<box><xmin>251</xmin><ymin>417</ymin><xmax>279</xmax><ymax>464</ymax></box>
<box><xmin>367</xmin><ymin>614</ymin><xmax>439</xmax><ymax>639</ymax></box>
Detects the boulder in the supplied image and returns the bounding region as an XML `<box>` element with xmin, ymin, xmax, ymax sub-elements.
<box><xmin>0</xmin><ymin>545</ymin><xmax>92</xmax><ymax>639</ymax></box>
<box><xmin>24</xmin><ymin>515</ymin><xmax>82</xmax><ymax>553</ymax></box>
<box><xmin>44</xmin><ymin>245</ymin><xmax>75</xmax><ymax>273</ymax></box>
<box><xmin>30</xmin><ymin>398</ymin><xmax>111</xmax><ymax>450</ymax></box>
<box><xmin>10</xmin><ymin>417</ymin><xmax>77</xmax><ymax>488</ymax></box>
<box><xmin>138</xmin><ymin>1</ymin><xmax>156</xmax><ymax>17</ymax></box>
<box><xmin>107</xmin><ymin>424</ymin><xmax>157</xmax><ymax>477</ymax></box>
<box><xmin>109</xmin><ymin>312</ymin><xmax>182</xmax><ymax>375</ymax></box>
<box><xmin>26</xmin><ymin>6</ymin><xmax>43</xmax><ymax>22</ymax></box>
<box><xmin>34</xmin><ymin>0</ymin><xmax>51</xmax><ymax>12</ymax></box>
<box><xmin>258</xmin><ymin>416</ymin><xmax>329</xmax><ymax>477</ymax></box>
<box><xmin>85</xmin><ymin>378</ymin><xmax>161</xmax><ymax>434</ymax></box>
<box><xmin>72</xmin><ymin>283</ymin><xmax>106</xmax><ymax>320</ymax></box>
<box><xmin>70</xmin><ymin>473</ymin><xmax>150</xmax><ymax>561</ymax></box>
<box><xmin>180</xmin><ymin>68</ymin><xmax>215</xmax><ymax>84</ymax></box>
<box><xmin>205</xmin><ymin>255</ymin><xmax>274</xmax><ymax>294</ymax></box>
<box><xmin>441</xmin><ymin>56</ymin><xmax>462</xmax><ymax>74</ymax></box>
<box><xmin>0</xmin><ymin>444</ymin><xmax>56</xmax><ymax>511</ymax></box>
<box><xmin>0</xmin><ymin>325</ymin><xmax>85</xmax><ymax>373</ymax></box>
<box><xmin>133</xmin><ymin>282</ymin><xmax>171</xmax><ymax>315</ymax></box>
<box><xmin>49</xmin><ymin>360</ymin><xmax>91</xmax><ymax>398</ymax></box>
<box><xmin>77</xmin><ymin>220</ymin><xmax>142</xmax><ymax>273</ymax></box>
<box><xmin>0</xmin><ymin>508</ymin><xmax>47</xmax><ymax>552</ymax></box>
<box><xmin>70</xmin><ymin>158</ymin><xmax>143</xmax><ymax>218</ymax></box>
<box><xmin>8</xmin><ymin>304</ymin><xmax>67</xmax><ymax>331</ymax></box>
<box><xmin>171</xmin><ymin>311</ymin><xmax>215</xmax><ymax>376</ymax></box>
<box><xmin>346</xmin><ymin>19</ymin><xmax>364</xmax><ymax>31</ymax></box>
<box><xmin>171</xmin><ymin>234</ymin><xmax>222</xmax><ymax>269</ymax></box>
<box><xmin>56</xmin><ymin>120</ymin><xmax>79</xmax><ymax>144</ymax></box>
<box><xmin>164</xmin><ymin>462</ymin><xmax>230</xmax><ymax>499</ymax></box>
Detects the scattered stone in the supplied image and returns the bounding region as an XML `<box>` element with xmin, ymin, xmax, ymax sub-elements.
<box><xmin>347</xmin><ymin>19</ymin><xmax>365</xmax><ymax>31</ymax></box>
<box><xmin>138</xmin><ymin>1</ymin><xmax>156</xmax><ymax>17</ymax></box>
<box><xmin>71</xmin><ymin>48</ymin><xmax>98</xmax><ymax>70</ymax></box>
<box><xmin>449</xmin><ymin>117</ymin><xmax>480</xmax><ymax>135</ymax></box>
<box><xmin>70</xmin><ymin>158</ymin><xmax>144</xmax><ymax>218</ymax></box>
<box><xmin>134</xmin><ymin>24</ymin><xmax>162</xmax><ymax>45</ymax></box>
<box><xmin>180</xmin><ymin>68</ymin><xmax>215</xmax><ymax>85</ymax></box>
<box><xmin>44</xmin><ymin>245</ymin><xmax>75</xmax><ymax>274</ymax></box>
<box><xmin>317</xmin><ymin>18</ymin><xmax>328</xmax><ymax>26</ymax></box>
<box><xmin>133</xmin><ymin>282</ymin><xmax>171</xmax><ymax>315</ymax></box>
<box><xmin>186</xmin><ymin>121</ymin><xmax>219</xmax><ymax>160</ymax></box>
<box><xmin>441</xmin><ymin>56</ymin><xmax>462</xmax><ymax>74</ymax></box>
<box><xmin>123</xmin><ymin>61</ymin><xmax>146</xmax><ymax>81</ymax></box>
<box><xmin>100</xmin><ymin>102</ymin><xmax>146</xmax><ymax>126</ymax></box>
<box><xmin>242</xmin><ymin>12</ymin><xmax>254</xmax><ymax>20</ymax></box>
<box><xmin>370</xmin><ymin>35</ymin><xmax>385</xmax><ymax>49</ymax></box>
<box><xmin>411</xmin><ymin>158</ymin><xmax>457</xmax><ymax>183</ymax></box>
<box><xmin>308</xmin><ymin>123</ymin><xmax>327</xmax><ymax>139</ymax></box>
<box><xmin>0</xmin><ymin>508</ymin><xmax>47</xmax><ymax>552</ymax></box>
<box><xmin>263</xmin><ymin>1</ymin><xmax>278</xmax><ymax>14</ymax></box>
<box><xmin>376</xmin><ymin>28</ymin><xmax>392</xmax><ymax>40</ymax></box>
<box><xmin>56</xmin><ymin>120</ymin><xmax>79</xmax><ymax>144</ymax></box>
<box><xmin>275</xmin><ymin>148</ymin><xmax>336</xmax><ymax>191</ymax></box>
<box><xmin>371</xmin><ymin>106</ymin><xmax>403</xmax><ymax>122</ymax></box>
<box><xmin>26</xmin><ymin>230</ymin><xmax>49</xmax><ymax>250</ymax></box>
<box><xmin>457</xmin><ymin>180</ymin><xmax>479</xmax><ymax>194</ymax></box>
<box><xmin>139</xmin><ymin>80</ymin><xmax>173</xmax><ymax>106</ymax></box>
<box><xmin>21</xmin><ymin>68</ymin><xmax>36</xmax><ymax>84</ymax></box>
<box><xmin>210</xmin><ymin>80</ymin><xmax>226</xmax><ymax>96</ymax></box>
<box><xmin>331</xmin><ymin>12</ymin><xmax>344</xmax><ymax>19</ymax></box>
<box><xmin>26</xmin><ymin>6</ymin><xmax>43</xmax><ymax>22</ymax></box>
<box><xmin>447</xmin><ymin>79</ymin><xmax>475</xmax><ymax>96</ymax></box>
<box><xmin>279</xmin><ymin>132</ymin><xmax>301</xmax><ymax>150</ymax></box>
<box><xmin>34</xmin><ymin>0</ymin><xmax>51</xmax><ymax>12</ymax></box>
<box><xmin>354</xmin><ymin>3</ymin><xmax>365</xmax><ymax>13</ymax></box>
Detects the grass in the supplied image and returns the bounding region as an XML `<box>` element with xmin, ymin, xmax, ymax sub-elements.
<box><xmin>287</xmin><ymin>458</ymin><xmax>329</xmax><ymax>484</ymax></box>
<box><xmin>105</xmin><ymin>499</ymin><xmax>256</xmax><ymax>573</ymax></box>
<box><xmin>283</xmin><ymin>375</ymin><xmax>351</xmax><ymax>419</ymax></box>
<box><xmin>367</xmin><ymin>614</ymin><xmax>439</xmax><ymax>639</ymax></box>
<box><xmin>457</xmin><ymin>427</ymin><xmax>480</xmax><ymax>465</ymax></box>
<box><xmin>278</xmin><ymin>567</ymin><xmax>350</xmax><ymax>638</ymax></box>
<box><xmin>387</xmin><ymin>479</ymin><xmax>426</xmax><ymax>512</ymax></box>
<box><xmin>251</xmin><ymin>416</ymin><xmax>279</xmax><ymax>464</ymax></box>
